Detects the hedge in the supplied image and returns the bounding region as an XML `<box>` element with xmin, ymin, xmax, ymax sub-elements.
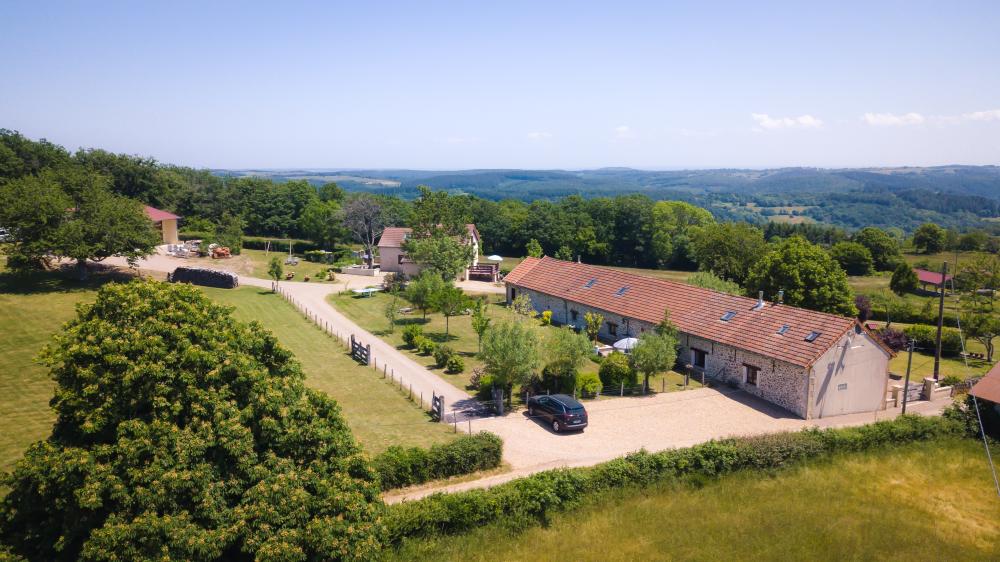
<box><xmin>373</xmin><ymin>432</ymin><xmax>503</xmax><ymax>491</ymax></box>
<box><xmin>385</xmin><ymin>415</ymin><xmax>960</xmax><ymax>543</ymax></box>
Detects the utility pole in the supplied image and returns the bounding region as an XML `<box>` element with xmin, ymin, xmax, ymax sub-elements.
<box><xmin>902</xmin><ymin>339</ymin><xmax>914</xmax><ymax>415</ymax></box>
<box><xmin>933</xmin><ymin>262</ymin><xmax>948</xmax><ymax>381</ymax></box>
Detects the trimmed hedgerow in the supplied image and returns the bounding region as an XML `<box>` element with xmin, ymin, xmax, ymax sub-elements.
<box><xmin>385</xmin><ymin>415</ymin><xmax>960</xmax><ymax>543</ymax></box>
<box><xmin>373</xmin><ymin>432</ymin><xmax>503</xmax><ymax>491</ymax></box>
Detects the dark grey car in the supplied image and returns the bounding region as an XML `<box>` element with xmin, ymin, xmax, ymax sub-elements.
<box><xmin>526</xmin><ymin>394</ymin><xmax>588</xmax><ymax>432</ymax></box>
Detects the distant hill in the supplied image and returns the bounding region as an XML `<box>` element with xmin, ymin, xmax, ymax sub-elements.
<box><xmin>217</xmin><ymin>166</ymin><xmax>1000</xmax><ymax>232</ymax></box>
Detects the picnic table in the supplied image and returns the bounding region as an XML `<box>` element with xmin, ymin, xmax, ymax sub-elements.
<box><xmin>351</xmin><ymin>287</ymin><xmax>381</xmax><ymax>297</ymax></box>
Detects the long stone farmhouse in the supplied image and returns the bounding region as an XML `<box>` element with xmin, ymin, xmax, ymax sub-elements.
<box><xmin>505</xmin><ymin>257</ymin><xmax>894</xmax><ymax>419</ymax></box>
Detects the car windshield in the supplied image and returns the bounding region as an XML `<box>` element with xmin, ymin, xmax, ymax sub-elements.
<box><xmin>567</xmin><ymin>405</ymin><xmax>585</xmax><ymax>412</ymax></box>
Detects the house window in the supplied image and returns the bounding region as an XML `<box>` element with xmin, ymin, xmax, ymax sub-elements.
<box><xmin>398</xmin><ymin>254</ymin><xmax>405</xmax><ymax>264</ymax></box>
<box><xmin>607</xmin><ymin>322</ymin><xmax>618</xmax><ymax>337</ymax></box>
<box><xmin>570</xmin><ymin>310</ymin><xmax>579</xmax><ymax>322</ymax></box>
<box><xmin>691</xmin><ymin>348</ymin><xmax>707</xmax><ymax>369</ymax></box>
<box><xmin>743</xmin><ymin>364</ymin><xmax>760</xmax><ymax>386</ymax></box>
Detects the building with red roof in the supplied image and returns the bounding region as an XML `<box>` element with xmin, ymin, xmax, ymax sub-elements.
<box><xmin>143</xmin><ymin>205</ymin><xmax>180</xmax><ymax>244</ymax></box>
<box><xmin>505</xmin><ymin>257</ymin><xmax>893</xmax><ymax>419</ymax></box>
<box><xmin>913</xmin><ymin>268</ymin><xmax>953</xmax><ymax>292</ymax></box>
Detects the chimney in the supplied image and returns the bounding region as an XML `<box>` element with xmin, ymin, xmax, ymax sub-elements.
<box><xmin>777</xmin><ymin>290</ymin><xmax>784</xmax><ymax>305</ymax></box>
<box><xmin>753</xmin><ymin>291</ymin><xmax>765</xmax><ymax>311</ymax></box>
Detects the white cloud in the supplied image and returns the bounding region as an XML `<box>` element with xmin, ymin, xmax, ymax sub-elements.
<box><xmin>962</xmin><ymin>109</ymin><xmax>1000</xmax><ymax>122</ymax></box>
<box><xmin>614</xmin><ymin>125</ymin><xmax>635</xmax><ymax>140</ymax></box>
<box><xmin>751</xmin><ymin>113</ymin><xmax>824</xmax><ymax>130</ymax></box>
<box><xmin>526</xmin><ymin>131</ymin><xmax>553</xmax><ymax>140</ymax></box>
<box><xmin>863</xmin><ymin>112</ymin><xmax>926</xmax><ymax>126</ymax></box>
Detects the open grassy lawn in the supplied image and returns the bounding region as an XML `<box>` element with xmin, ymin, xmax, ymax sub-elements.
<box><xmin>391</xmin><ymin>437</ymin><xmax>1000</xmax><ymax>561</ymax></box>
<box><xmin>200</xmin><ymin>287</ymin><xmax>457</xmax><ymax>454</ymax></box>
<box><xmin>0</xmin><ymin>269</ymin><xmax>110</xmax><ymax>471</ymax></box>
<box><xmin>181</xmin><ymin>248</ymin><xmax>340</xmax><ymax>283</ymax></box>
<box><xmin>329</xmin><ymin>291</ymin><xmax>701</xmax><ymax>397</ymax></box>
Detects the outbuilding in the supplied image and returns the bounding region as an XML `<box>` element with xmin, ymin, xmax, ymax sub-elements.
<box><xmin>505</xmin><ymin>257</ymin><xmax>894</xmax><ymax>419</ymax></box>
<box><xmin>144</xmin><ymin>205</ymin><xmax>180</xmax><ymax>245</ymax></box>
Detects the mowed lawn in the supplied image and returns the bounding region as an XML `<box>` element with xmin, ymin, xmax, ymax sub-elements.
<box><xmin>0</xmin><ymin>266</ymin><xmax>454</xmax><ymax>474</ymax></box>
<box><xmin>329</xmin><ymin>291</ymin><xmax>700</xmax><ymax>396</ymax></box>
<box><xmin>202</xmin><ymin>287</ymin><xmax>456</xmax><ymax>453</ymax></box>
<box><xmin>391</xmin><ymin>438</ymin><xmax>1000</xmax><ymax>561</ymax></box>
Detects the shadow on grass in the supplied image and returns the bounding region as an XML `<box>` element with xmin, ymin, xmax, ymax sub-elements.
<box><xmin>0</xmin><ymin>265</ymin><xmax>137</xmax><ymax>296</ymax></box>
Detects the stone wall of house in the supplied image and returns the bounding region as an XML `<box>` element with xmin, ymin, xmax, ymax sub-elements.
<box><xmin>681</xmin><ymin>334</ymin><xmax>809</xmax><ymax>418</ymax></box>
<box><xmin>509</xmin><ymin>284</ymin><xmax>810</xmax><ymax>418</ymax></box>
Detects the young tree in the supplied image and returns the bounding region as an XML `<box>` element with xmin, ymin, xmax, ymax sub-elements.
<box><xmin>962</xmin><ymin>310</ymin><xmax>1000</xmax><ymax>362</ymax></box>
<box><xmin>471</xmin><ymin>297</ymin><xmax>492</xmax><ymax>353</ymax></box>
<box><xmin>525</xmin><ymin>238</ymin><xmax>543</xmax><ymax>258</ymax></box>
<box><xmin>745</xmin><ymin>236</ymin><xmax>856</xmax><ymax>316</ymax></box>
<box><xmin>630</xmin><ymin>331</ymin><xmax>679</xmax><ymax>392</ymax></box>
<box><xmin>854</xmin><ymin>226</ymin><xmax>901</xmax><ymax>271</ymax></box>
<box><xmin>890</xmin><ymin>262</ymin><xmax>919</xmax><ymax>295</ymax></box>
<box><xmin>511</xmin><ymin>293</ymin><xmax>535</xmax><ymax>318</ymax></box>
<box><xmin>554</xmin><ymin>245</ymin><xmax>573</xmax><ymax>261</ymax></box>
<box><xmin>479</xmin><ymin>319</ymin><xmax>540</xmax><ymax>402</ymax></box>
<box><xmin>402</xmin><ymin>232</ymin><xmax>474</xmax><ymax>280</ymax></box>
<box><xmin>0</xmin><ymin>281</ymin><xmax>384</xmax><ymax>560</ymax></box>
<box><xmin>584</xmin><ymin>311</ymin><xmax>604</xmax><ymax>343</ymax></box>
<box><xmin>267</xmin><ymin>256</ymin><xmax>283</xmax><ymax>290</ymax></box>
<box><xmin>342</xmin><ymin>194</ymin><xmax>385</xmax><ymax>267</ymax></box>
<box><xmin>545</xmin><ymin>326</ymin><xmax>592</xmax><ymax>377</ymax></box>
<box><xmin>384</xmin><ymin>289</ymin><xmax>399</xmax><ymax>333</ymax></box>
<box><xmin>830</xmin><ymin>241</ymin><xmax>874</xmax><ymax>276</ymax></box>
<box><xmin>404</xmin><ymin>271</ymin><xmax>444</xmax><ymax>320</ymax></box>
<box><xmin>689</xmin><ymin>222</ymin><xmax>768</xmax><ymax>286</ymax></box>
<box><xmin>213</xmin><ymin>212</ymin><xmax>244</xmax><ymax>255</ymax></box>
<box><xmin>431</xmin><ymin>284</ymin><xmax>469</xmax><ymax>337</ymax></box>
<box><xmin>913</xmin><ymin>222</ymin><xmax>946</xmax><ymax>254</ymax></box>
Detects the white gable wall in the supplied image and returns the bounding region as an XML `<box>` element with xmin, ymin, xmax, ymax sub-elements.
<box><xmin>808</xmin><ymin>328</ymin><xmax>890</xmax><ymax>418</ymax></box>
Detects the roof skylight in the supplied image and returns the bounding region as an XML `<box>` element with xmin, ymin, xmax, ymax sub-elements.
<box><xmin>584</xmin><ymin>278</ymin><xmax>597</xmax><ymax>288</ymax></box>
<box><xmin>614</xmin><ymin>286</ymin><xmax>630</xmax><ymax>297</ymax></box>
<box><xmin>805</xmin><ymin>331</ymin><xmax>821</xmax><ymax>342</ymax></box>
<box><xmin>721</xmin><ymin>311</ymin><xmax>736</xmax><ymax>321</ymax></box>
<box><xmin>777</xmin><ymin>324</ymin><xmax>790</xmax><ymax>335</ymax></box>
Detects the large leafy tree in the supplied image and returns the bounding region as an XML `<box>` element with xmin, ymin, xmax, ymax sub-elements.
<box><xmin>650</xmin><ymin>200</ymin><xmax>714</xmax><ymax>268</ymax></box>
<box><xmin>912</xmin><ymin>222</ymin><xmax>946</xmax><ymax>254</ymax></box>
<box><xmin>409</xmin><ymin>185</ymin><xmax>466</xmax><ymax>237</ymax></box>
<box><xmin>889</xmin><ymin>262</ymin><xmax>919</xmax><ymax>296</ymax></box>
<box><xmin>853</xmin><ymin>226</ymin><xmax>902</xmax><ymax>271</ymax></box>
<box><xmin>298</xmin><ymin>199</ymin><xmax>344</xmax><ymax>249</ymax></box>
<box><xmin>0</xmin><ymin>281</ymin><xmax>384</xmax><ymax>560</ymax></box>
<box><xmin>689</xmin><ymin>222</ymin><xmax>768</xmax><ymax>286</ymax></box>
<box><xmin>829</xmin><ymin>241</ymin><xmax>874</xmax><ymax>276</ymax></box>
<box><xmin>402</xmin><ymin>233</ymin><xmax>474</xmax><ymax>280</ymax></box>
<box><xmin>746</xmin><ymin>236</ymin><xmax>856</xmax><ymax>316</ymax></box>
<box><xmin>0</xmin><ymin>168</ymin><xmax>159</xmax><ymax>278</ymax></box>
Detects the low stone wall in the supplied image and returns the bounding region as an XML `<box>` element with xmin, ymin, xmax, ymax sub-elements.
<box><xmin>341</xmin><ymin>266</ymin><xmax>380</xmax><ymax>277</ymax></box>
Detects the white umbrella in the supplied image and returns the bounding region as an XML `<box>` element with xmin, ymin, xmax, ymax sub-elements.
<box><xmin>486</xmin><ymin>255</ymin><xmax>503</xmax><ymax>262</ymax></box>
<box><xmin>613</xmin><ymin>337</ymin><xmax>639</xmax><ymax>352</ymax></box>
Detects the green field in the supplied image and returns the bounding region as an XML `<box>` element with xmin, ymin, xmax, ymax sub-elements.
<box><xmin>329</xmin><ymin>291</ymin><xmax>700</xmax><ymax>396</ymax></box>
<box><xmin>391</xmin><ymin>437</ymin><xmax>1000</xmax><ymax>561</ymax></box>
<box><xmin>0</xmin><ymin>266</ymin><xmax>454</xmax><ymax>473</ymax></box>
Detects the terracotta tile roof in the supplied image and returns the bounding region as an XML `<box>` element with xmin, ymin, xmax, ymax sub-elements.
<box><xmin>505</xmin><ymin>257</ymin><xmax>860</xmax><ymax>368</ymax></box>
<box><xmin>378</xmin><ymin>224</ymin><xmax>478</xmax><ymax>248</ymax></box>
<box><xmin>143</xmin><ymin>205</ymin><xmax>180</xmax><ymax>222</ymax></box>
<box><xmin>971</xmin><ymin>362</ymin><xmax>1000</xmax><ymax>403</ymax></box>
<box><xmin>914</xmin><ymin>268</ymin><xmax>953</xmax><ymax>285</ymax></box>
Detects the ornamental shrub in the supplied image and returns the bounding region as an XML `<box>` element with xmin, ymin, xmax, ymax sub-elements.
<box><xmin>576</xmin><ymin>371</ymin><xmax>603</xmax><ymax>396</ymax></box>
<box><xmin>0</xmin><ymin>281</ymin><xmax>385</xmax><ymax>561</ymax></box>
<box><xmin>903</xmin><ymin>324</ymin><xmax>963</xmax><ymax>356</ymax></box>
<box><xmin>599</xmin><ymin>352</ymin><xmax>636</xmax><ymax>388</ymax></box>
<box><xmin>416</xmin><ymin>337</ymin><xmax>436</xmax><ymax>356</ymax></box>
<box><xmin>446</xmin><ymin>355</ymin><xmax>465</xmax><ymax>374</ymax></box>
<box><xmin>373</xmin><ymin>432</ymin><xmax>504</xmax><ymax>491</ymax></box>
<box><xmin>540</xmin><ymin>310</ymin><xmax>553</xmax><ymax>326</ymax></box>
<box><xmin>402</xmin><ymin>325</ymin><xmax>423</xmax><ymax>348</ymax></box>
<box><xmin>434</xmin><ymin>344</ymin><xmax>456</xmax><ymax>368</ymax></box>
<box><xmin>476</xmin><ymin>374</ymin><xmax>496</xmax><ymax>400</ymax></box>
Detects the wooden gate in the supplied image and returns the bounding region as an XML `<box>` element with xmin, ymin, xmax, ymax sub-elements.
<box><xmin>350</xmin><ymin>334</ymin><xmax>370</xmax><ymax>365</ymax></box>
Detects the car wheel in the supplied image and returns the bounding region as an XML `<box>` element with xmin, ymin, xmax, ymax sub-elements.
<box><xmin>528</xmin><ymin>406</ymin><xmax>535</xmax><ymax>416</ymax></box>
<box><xmin>552</xmin><ymin>419</ymin><xmax>561</xmax><ymax>433</ymax></box>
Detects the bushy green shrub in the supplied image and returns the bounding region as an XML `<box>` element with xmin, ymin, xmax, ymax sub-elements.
<box><xmin>938</xmin><ymin>375</ymin><xmax>962</xmax><ymax>387</ymax></box>
<box><xmin>599</xmin><ymin>352</ymin><xmax>636</xmax><ymax>388</ymax></box>
<box><xmin>540</xmin><ymin>365</ymin><xmax>576</xmax><ymax>394</ymax></box>
<box><xmin>418</xmin><ymin>337</ymin><xmax>436</xmax><ymax>356</ymax></box>
<box><xmin>402</xmin><ymin>325</ymin><xmax>423</xmax><ymax>348</ymax></box>
<box><xmin>576</xmin><ymin>371</ymin><xmax>602</xmax><ymax>396</ymax></box>
<box><xmin>540</xmin><ymin>310</ymin><xmax>552</xmax><ymax>326</ymax></box>
<box><xmin>446</xmin><ymin>355</ymin><xmax>465</xmax><ymax>374</ymax></box>
<box><xmin>903</xmin><ymin>324</ymin><xmax>963</xmax><ymax>356</ymax></box>
<box><xmin>384</xmin><ymin>415</ymin><xmax>960</xmax><ymax>544</ymax></box>
<box><xmin>434</xmin><ymin>345</ymin><xmax>456</xmax><ymax>368</ymax></box>
<box><xmin>476</xmin><ymin>374</ymin><xmax>496</xmax><ymax>400</ymax></box>
<box><xmin>304</xmin><ymin>249</ymin><xmax>332</xmax><ymax>263</ymax></box>
<box><xmin>373</xmin><ymin>432</ymin><xmax>503</xmax><ymax>491</ymax></box>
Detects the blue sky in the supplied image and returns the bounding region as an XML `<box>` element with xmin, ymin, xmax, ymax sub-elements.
<box><xmin>2</xmin><ymin>1</ymin><xmax>999</xmax><ymax>169</ymax></box>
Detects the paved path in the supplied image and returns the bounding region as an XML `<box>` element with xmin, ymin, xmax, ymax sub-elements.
<box><xmin>104</xmin><ymin>250</ymin><xmax>476</xmax><ymax>416</ymax></box>
<box><xmin>384</xmin><ymin>389</ymin><xmax>952</xmax><ymax>503</ymax></box>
